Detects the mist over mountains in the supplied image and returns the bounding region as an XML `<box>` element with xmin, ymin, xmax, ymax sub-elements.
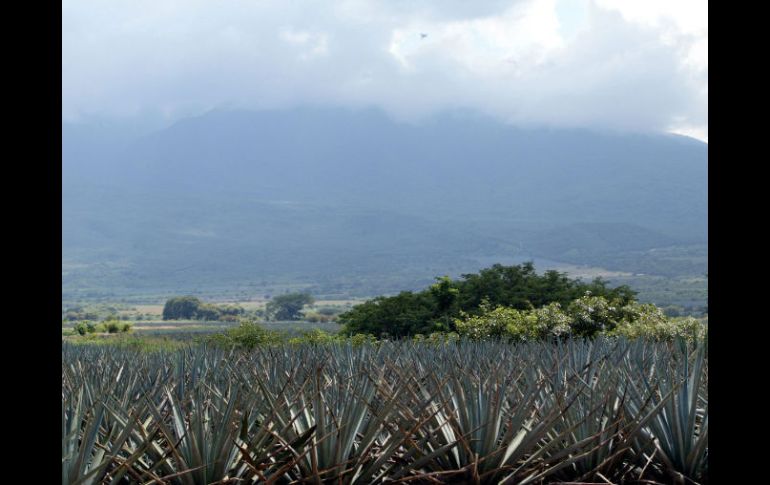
<box><xmin>63</xmin><ymin>107</ymin><xmax>707</xmax><ymax>302</ymax></box>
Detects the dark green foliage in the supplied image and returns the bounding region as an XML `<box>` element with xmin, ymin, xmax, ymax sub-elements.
<box><xmin>193</xmin><ymin>303</ymin><xmax>222</xmax><ymax>321</ymax></box>
<box><xmin>338</xmin><ymin>291</ymin><xmax>438</xmax><ymax>338</ymax></box>
<box><xmin>64</xmin><ymin>308</ymin><xmax>99</xmax><ymax>321</ymax></box>
<box><xmin>73</xmin><ymin>321</ymin><xmax>99</xmax><ymax>335</ymax></box>
<box><xmin>162</xmin><ymin>296</ymin><xmax>203</xmax><ymax>320</ymax></box>
<box><xmin>218</xmin><ymin>304</ymin><xmax>245</xmax><ymax>317</ymax></box>
<box><xmin>455</xmin><ymin>263</ymin><xmax>635</xmax><ymax>310</ymax></box>
<box><xmin>266</xmin><ymin>292</ymin><xmax>315</xmax><ymax>321</ymax></box>
<box><xmin>73</xmin><ymin>321</ymin><xmax>89</xmax><ymax>336</ymax></box>
<box><xmin>339</xmin><ymin>263</ymin><xmax>636</xmax><ymax>337</ymax></box>
<box><xmin>162</xmin><ymin>296</ymin><xmax>244</xmax><ymax>321</ymax></box>
<box><xmin>102</xmin><ymin>319</ymin><xmax>132</xmax><ymax>333</ymax></box>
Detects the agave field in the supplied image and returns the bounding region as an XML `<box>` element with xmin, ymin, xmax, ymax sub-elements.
<box><xmin>62</xmin><ymin>338</ymin><xmax>707</xmax><ymax>484</ymax></box>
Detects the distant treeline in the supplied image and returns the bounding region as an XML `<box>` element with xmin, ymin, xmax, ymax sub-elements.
<box><xmin>162</xmin><ymin>293</ymin><xmax>318</xmax><ymax>322</ymax></box>
<box><xmin>162</xmin><ymin>297</ymin><xmax>245</xmax><ymax>321</ymax></box>
<box><xmin>338</xmin><ymin>262</ymin><xmax>636</xmax><ymax>338</ymax></box>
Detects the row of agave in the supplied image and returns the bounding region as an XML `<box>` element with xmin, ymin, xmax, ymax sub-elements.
<box><xmin>62</xmin><ymin>338</ymin><xmax>707</xmax><ymax>484</ymax></box>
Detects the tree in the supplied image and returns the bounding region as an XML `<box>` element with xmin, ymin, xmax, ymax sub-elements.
<box><xmin>73</xmin><ymin>321</ymin><xmax>89</xmax><ymax>336</ymax></box>
<box><xmin>266</xmin><ymin>293</ymin><xmax>315</xmax><ymax>321</ymax></box>
<box><xmin>566</xmin><ymin>293</ymin><xmax>622</xmax><ymax>337</ymax></box>
<box><xmin>428</xmin><ymin>276</ymin><xmax>460</xmax><ymax>332</ymax></box>
<box><xmin>339</xmin><ymin>263</ymin><xmax>638</xmax><ymax>337</ymax></box>
<box><xmin>162</xmin><ymin>296</ymin><xmax>203</xmax><ymax>320</ymax></box>
<box><xmin>339</xmin><ymin>291</ymin><xmax>437</xmax><ymax>338</ymax></box>
<box><xmin>194</xmin><ymin>304</ymin><xmax>222</xmax><ymax>321</ymax></box>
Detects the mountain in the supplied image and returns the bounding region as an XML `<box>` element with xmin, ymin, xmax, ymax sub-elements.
<box><xmin>62</xmin><ymin>107</ymin><xmax>707</xmax><ymax>302</ymax></box>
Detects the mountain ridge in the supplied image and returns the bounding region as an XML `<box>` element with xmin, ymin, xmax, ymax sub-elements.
<box><xmin>62</xmin><ymin>107</ymin><xmax>707</xmax><ymax>301</ymax></box>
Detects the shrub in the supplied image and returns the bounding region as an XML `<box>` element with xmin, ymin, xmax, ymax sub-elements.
<box><xmin>566</xmin><ymin>293</ymin><xmax>624</xmax><ymax>337</ymax></box>
<box><xmin>194</xmin><ymin>303</ymin><xmax>222</xmax><ymax>321</ymax></box>
<box><xmin>612</xmin><ymin>315</ymin><xmax>707</xmax><ymax>341</ymax></box>
<box><xmin>348</xmin><ymin>333</ymin><xmax>378</xmax><ymax>346</ymax></box>
<box><xmin>218</xmin><ymin>304</ymin><xmax>245</xmax><ymax>317</ymax></box>
<box><xmin>419</xmin><ymin>331</ymin><xmax>460</xmax><ymax>345</ymax></box>
<box><xmin>288</xmin><ymin>329</ymin><xmax>339</xmax><ymax>345</ymax></box>
<box><xmin>207</xmin><ymin>321</ymin><xmax>282</xmax><ymax>350</ymax></box>
<box><xmin>616</xmin><ymin>301</ymin><xmax>667</xmax><ymax>325</ymax></box>
<box><xmin>454</xmin><ymin>303</ymin><xmax>535</xmax><ymax>340</ymax></box>
<box><xmin>73</xmin><ymin>321</ymin><xmax>89</xmax><ymax>336</ymax></box>
<box><xmin>455</xmin><ymin>303</ymin><xmax>572</xmax><ymax>342</ymax></box>
<box><xmin>73</xmin><ymin>321</ymin><xmax>100</xmax><ymax>335</ymax></box>
<box><xmin>453</xmin><ymin>295</ymin><xmax>700</xmax><ymax>342</ymax></box>
<box><xmin>305</xmin><ymin>312</ymin><xmax>336</xmax><ymax>323</ymax></box>
<box><xmin>531</xmin><ymin>302</ymin><xmax>572</xmax><ymax>338</ymax></box>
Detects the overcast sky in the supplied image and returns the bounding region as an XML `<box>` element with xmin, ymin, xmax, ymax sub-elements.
<box><xmin>62</xmin><ymin>0</ymin><xmax>707</xmax><ymax>141</ymax></box>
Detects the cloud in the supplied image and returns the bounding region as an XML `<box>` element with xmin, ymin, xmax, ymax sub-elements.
<box><xmin>62</xmin><ymin>0</ymin><xmax>707</xmax><ymax>140</ymax></box>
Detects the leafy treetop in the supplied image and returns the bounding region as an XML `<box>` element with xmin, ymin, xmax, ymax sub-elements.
<box><xmin>338</xmin><ymin>263</ymin><xmax>636</xmax><ymax>338</ymax></box>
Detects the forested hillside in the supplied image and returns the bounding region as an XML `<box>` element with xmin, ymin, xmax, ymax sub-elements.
<box><xmin>63</xmin><ymin>108</ymin><xmax>707</xmax><ymax>305</ymax></box>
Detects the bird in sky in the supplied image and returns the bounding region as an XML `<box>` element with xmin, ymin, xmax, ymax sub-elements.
<box><xmin>420</xmin><ymin>33</ymin><xmax>428</xmax><ymax>39</ymax></box>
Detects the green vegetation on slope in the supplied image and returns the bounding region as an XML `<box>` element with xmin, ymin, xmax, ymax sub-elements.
<box><xmin>63</xmin><ymin>109</ymin><xmax>707</xmax><ymax>306</ymax></box>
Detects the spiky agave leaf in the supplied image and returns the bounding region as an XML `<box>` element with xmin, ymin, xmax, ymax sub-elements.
<box><xmin>393</xmin><ymin>342</ymin><xmax>586</xmax><ymax>485</ymax></box>
<box><xmin>624</xmin><ymin>338</ymin><xmax>708</xmax><ymax>483</ymax></box>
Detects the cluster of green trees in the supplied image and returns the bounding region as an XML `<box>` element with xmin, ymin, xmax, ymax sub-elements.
<box><xmin>162</xmin><ymin>297</ymin><xmax>244</xmax><ymax>321</ymax></box>
<box><xmin>64</xmin><ymin>308</ymin><xmax>100</xmax><ymax>321</ymax></box>
<box><xmin>338</xmin><ymin>263</ymin><xmax>636</xmax><ymax>338</ymax></box>
<box><xmin>265</xmin><ymin>293</ymin><xmax>315</xmax><ymax>320</ymax></box>
<box><xmin>162</xmin><ymin>294</ymin><xmax>316</xmax><ymax>322</ymax></box>
<box><xmin>206</xmin><ymin>303</ymin><xmax>705</xmax><ymax>350</ymax></box>
<box><xmin>62</xmin><ymin>304</ymin><xmax>129</xmax><ymax>322</ymax></box>
<box><xmin>73</xmin><ymin>319</ymin><xmax>132</xmax><ymax>335</ymax></box>
<box><xmin>452</xmin><ymin>295</ymin><xmax>705</xmax><ymax>341</ymax></box>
